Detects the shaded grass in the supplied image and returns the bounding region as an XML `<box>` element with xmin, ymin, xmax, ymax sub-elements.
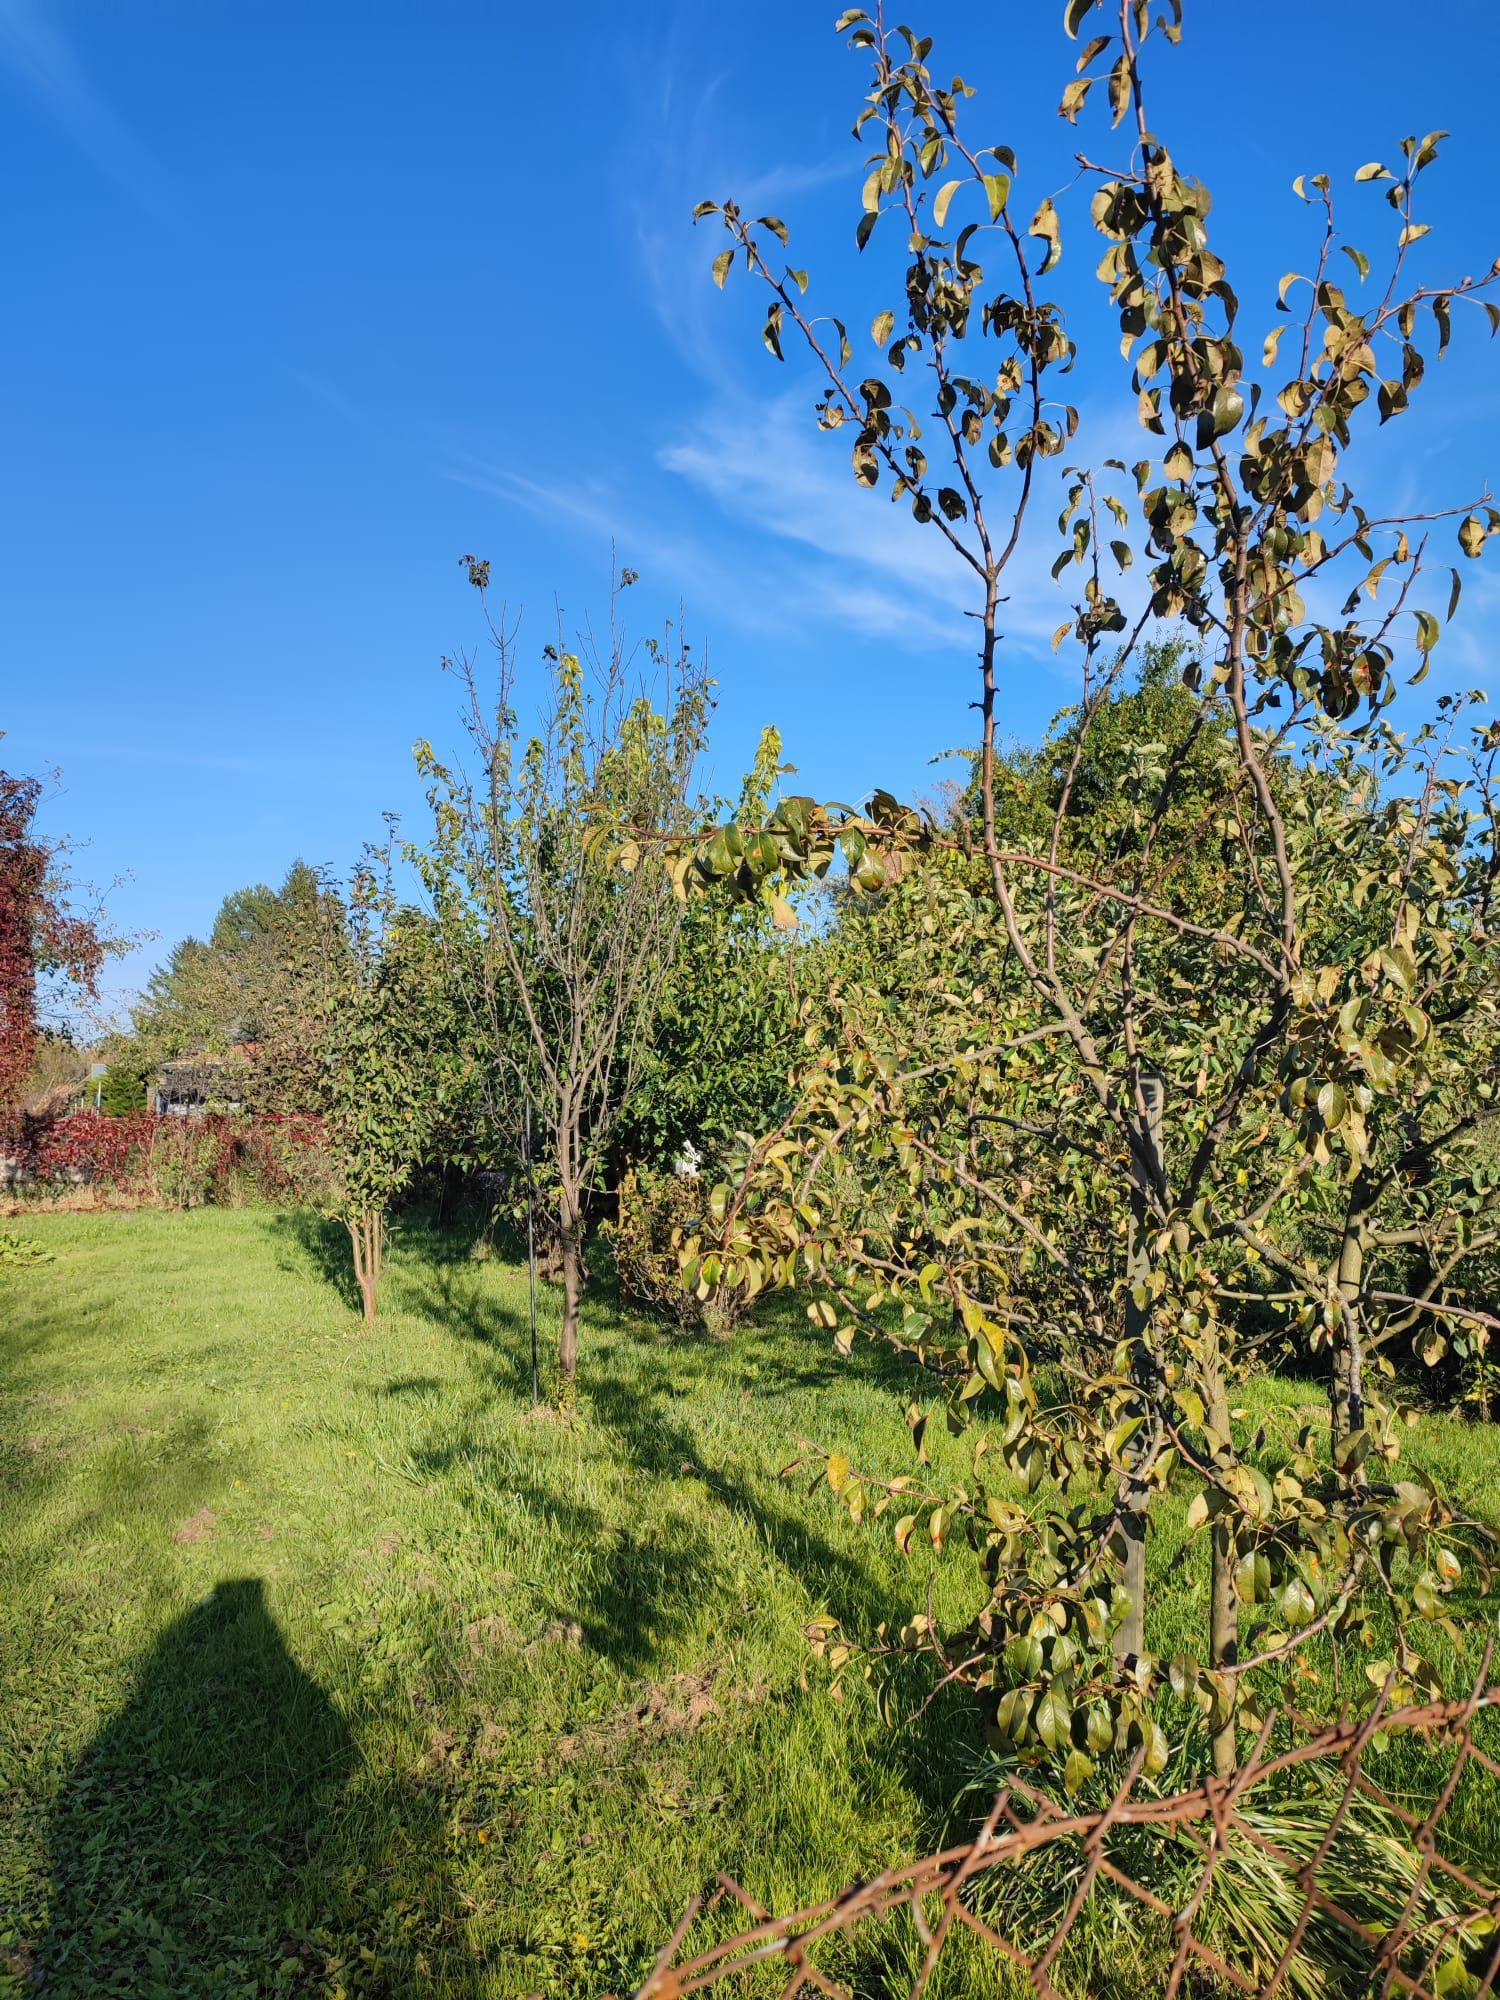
<box><xmin>2</xmin><ymin>1209</ymin><xmax>1497</xmax><ymax>1997</ymax></box>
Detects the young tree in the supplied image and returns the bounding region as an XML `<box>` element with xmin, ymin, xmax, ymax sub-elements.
<box><xmin>669</xmin><ymin>0</ymin><xmax>1500</xmax><ymax>1782</ymax></box>
<box><xmin>310</xmin><ymin>854</ymin><xmax>446</xmax><ymax>1321</ymax></box>
<box><xmin>99</xmin><ymin>1055</ymin><xmax>151</xmax><ymax>1116</ymax></box>
<box><xmin>414</xmin><ymin>565</ymin><xmax>711</xmax><ymax>1390</ymax></box>
<box><xmin>614</xmin><ymin>724</ymin><xmax>802</xmax><ymax>1179</ymax></box>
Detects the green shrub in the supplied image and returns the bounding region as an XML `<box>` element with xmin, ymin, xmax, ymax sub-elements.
<box><xmin>610</xmin><ymin>1165</ymin><xmax>749</xmax><ymax>1338</ymax></box>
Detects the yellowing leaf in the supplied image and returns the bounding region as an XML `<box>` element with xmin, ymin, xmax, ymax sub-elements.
<box><xmin>932</xmin><ymin>179</ymin><xmax>963</xmax><ymax>229</ymax></box>
<box><xmin>1029</xmin><ymin>196</ymin><xmax>1061</xmax><ymax>273</ymax></box>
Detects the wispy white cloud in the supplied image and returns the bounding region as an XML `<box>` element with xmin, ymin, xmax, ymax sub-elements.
<box><xmin>445</xmin><ymin>441</ymin><xmax>974</xmax><ymax>657</ymax></box>
<box><xmin>452</xmin><ymin>0</ymin><xmax>1163</xmax><ymax>697</ymax></box>
<box><xmin>657</xmin><ymin>388</ymin><xmax>1144</xmax><ymax>673</ymax></box>
<box><xmin>0</xmin><ymin>0</ymin><xmax>174</xmax><ymax>221</ymax></box>
<box><xmin>444</xmin><ymin>456</ymin><xmax>627</xmax><ymax>545</ymax></box>
<box><xmin>284</xmin><ymin>369</ymin><xmax>405</xmax><ymax>456</ymax></box>
<box><xmin>661</xmin><ymin>394</ymin><xmax>976</xmax><ymax>600</ymax></box>
<box><xmin>615</xmin><ymin>9</ymin><xmax>851</xmax><ymax>388</ymax></box>
<box><xmin>448</xmin><ymin>7</ymin><xmax>1001</xmax><ymax>666</ymax></box>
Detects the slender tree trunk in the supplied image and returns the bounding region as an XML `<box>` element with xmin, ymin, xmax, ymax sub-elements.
<box><xmin>366</xmin><ymin>1211</ymin><xmax>381</xmax><ymax>1321</ymax></box>
<box><xmin>1115</xmin><ymin>1319</ymin><xmax>1157</xmax><ymax>1665</ymax></box>
<box><xmin>1332</xmin><ymin>1177</ymin><xmax>1371</xmax><ymax>1480</ymax></box>
<box><xmin>558</xmin><ymin>1193</ymin><xmax>582</xmax><ymax>1388</ymax></box>
<box><xmin>1115</xmin><ymin>1075</ymin><xmax>1165</xmax><ymax>1667</ymax></box>
<box><xmin>348</xmin><ymin>1207</ymin><xmax>381</xmax><ymax>1322</ymax></box>
<box><xmin>1331</xmin><ymin>1300</ymin><xmax>1366</xmax><ymax>1453</ymax></box>
<box><xmin>554</xmin><ymin>1101</ymin><xmax>586</xmax><ymax>1393</ymax></box>
<box><xmin>1200</xmin><ymin>1330</ymin><xmax>1239</xmax><ymax>1779</ymax></box>
<box><xmin>1208</xmin><ymin>1521</ymin><xmax>1239</xmax><ymax>1779</ymax></box>
<box><xmin>347</xmin><ymin>1216</ymin><xmax>364</xmax><ymax>1316</ymax></box>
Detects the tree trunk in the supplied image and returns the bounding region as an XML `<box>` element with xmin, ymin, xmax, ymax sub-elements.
<box><xmin>1115</xmin><ymin>1365</ymin><xmax>1156</xmax><ymax>1665</ymax></box>
<box><xmin>1114</xmin><ymin>1075</ymin><xmax>1165</xmax><ymax>1668</ymax></box>
<box><xmin>1201</xmin><ymin>1332</ymin><xmax>1239</xmax><ymax>1780</ymax></box>
<box><xmin>1208</xmin><ymin>1521</ymin><xmax>1239</xmax><ymax>1778</ymax></box>
<box><xmin>364</xmin><ymin>1210</ymin><xmax>381</xmax><ymax>1321</ymax></box>
<box><xmin>554</xmin><ymin>1100</ymin><xmax>585</xmax><ymax>1394</ymax></box>
<box><xmin>557</xmin><ymin>1192</ymin><xmax>582</xmax><ymax>1390</ymax></box>
<box><xmin>348</xmin><ymin>1207</ymin><xmax>381</xmax><ymax>1322</ymax></box>
<box><xmin>1332</xmin><ymin>1180</ymin><xmax>1371</xmax><ymax>1482</ymax></box>
<box><xmin>347</xmin><ymin>1217</ymin><xmax>363</xmax><ymax>1316</ymax></box>
<box><xmin>1331</xmin><ymin>1316</ymin><xmax>1366</xmax><ymax>1458</ymax></box>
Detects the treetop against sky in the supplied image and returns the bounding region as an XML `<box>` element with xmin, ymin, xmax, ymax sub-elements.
<box><xmin>3</xmin><ymin>0</ymin><xmax>1495</xmax><ymax>1011</ymax></box>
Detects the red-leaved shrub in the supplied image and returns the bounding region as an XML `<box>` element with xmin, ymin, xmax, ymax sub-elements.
<box><xmin>3</xmin><ymin>1110</ymin><xmax>330</xmax><ymax>1208</ymax></box>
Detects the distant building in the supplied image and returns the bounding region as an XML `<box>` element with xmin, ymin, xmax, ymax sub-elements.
<box><xmin>152</xmin><ymin>1047</ymin><xmax>253</xmax><ymax>1116</ymax></box>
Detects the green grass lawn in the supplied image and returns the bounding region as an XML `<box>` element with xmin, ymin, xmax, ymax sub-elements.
<box><xmin>2</xmin><ymin>1208</ymin><xmax>1498</xmax><ymax>1999</ymax></box>
<box><xmin>0</xmin><ymin>1208</ymin><xmax>988</xmax><ymax>1999</ymax></box>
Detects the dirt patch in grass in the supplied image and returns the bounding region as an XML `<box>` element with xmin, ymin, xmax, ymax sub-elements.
<box><xmin>464</xmin><ymin>1612</ymin><xmax>516</xmax><ymax>1655</ymax></box>
<box><xmin>173</xmin><ymin>1504</ymin><xmax>217</xmax><ymax>1544</ymax></box>
<box><xmin>557</xmin><ymin>1668</ymin><xmax>757</xmax><ymax>1763</ymax></box>
<box><xmin>423</xmin><ymin>1716</ymin><xmax>510</xmax><ymax>1774</ymax></box>
<box><xmin>530</xmin><ymin>1617</ymin><xmax>583</xmax><ymax>1653</ymax></box>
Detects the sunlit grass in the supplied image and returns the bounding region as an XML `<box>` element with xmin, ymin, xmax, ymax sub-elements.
<box><xmin>1</xmin><ymin>1208</ymin><xmax>1496</xmax><ymax>1997</ymax></box>
<box><xmin>0</xmin><ymin>1208</ymin><xmax>977</xmax><ymax>1997</ymax></box>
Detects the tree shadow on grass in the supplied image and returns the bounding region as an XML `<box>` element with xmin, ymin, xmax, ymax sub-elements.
<box><xmin>32</xmin><ymin>1577</ymin><xmax>475</xmax><ymax>1998</ymax></box>
<box><xmin>579</xmin><ymin>1346</ymin><xmax>980</xmax><ymax>1821</ymax></box>
<box><xmin>403</xmin><ymin>1404</ymin><xmax>726</xmax><ymax>1674</ymax></box>
<box><xmin>261</xmin><ymin>1208</ymin><xmax>534</xmax><ymax>1368</ymax></box>
<box><xmin>582</xmin><ymin>1352</ymin><xmax>894</xmax><ymax>1637</ymax></box>
<box><xmin>509</xmin><ymin>1478</ymin><xmax>726</xmax><ymax>1671</ymax></box>
<box><xmin>394</xmin><ymin>1255</ymin><xmax>530</xmax><ymax>1380</ymax></box>
<box><xmin>730</xmin><ymin>1309</ymin><xmax>931</xmax><ymax>1403</ymax></box>
<box><xmin>375</xmin><ymin>1373</ymin><xmax>447</xmax><ymax>1398</ymax></box>
<box><xmin>596</xmin><ymin>1293</ymin><xmax>930</xmax><ymax>1409</ymax></box>
<box><xmin>378</xmin><ymin>1273</ymin><xmax>947</xmax><ymax>1695</ymax></box>
<box><xmin>263</xmin><ymin>1207</ymin><xmax>363</xmax><ymax>1314</ymax></box>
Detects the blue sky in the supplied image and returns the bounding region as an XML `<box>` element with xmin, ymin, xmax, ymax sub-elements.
<box><xmin>3</xmin><ymin>0</ymin><xmax>1497</xmax><ymax>1018</ymax></box>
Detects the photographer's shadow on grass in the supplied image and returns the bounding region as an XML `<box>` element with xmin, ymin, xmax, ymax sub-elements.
<box><xmin>32</xmin><ymin>1577</ymin><xmax>464</xmax><ymax>1997</ymax></box>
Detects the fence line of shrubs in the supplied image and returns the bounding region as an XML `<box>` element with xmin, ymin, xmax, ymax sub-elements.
<box><xmin>2</xmin><ymin>1110</ymin><xmax>330</xmax><ymax>1210</ymax></box>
